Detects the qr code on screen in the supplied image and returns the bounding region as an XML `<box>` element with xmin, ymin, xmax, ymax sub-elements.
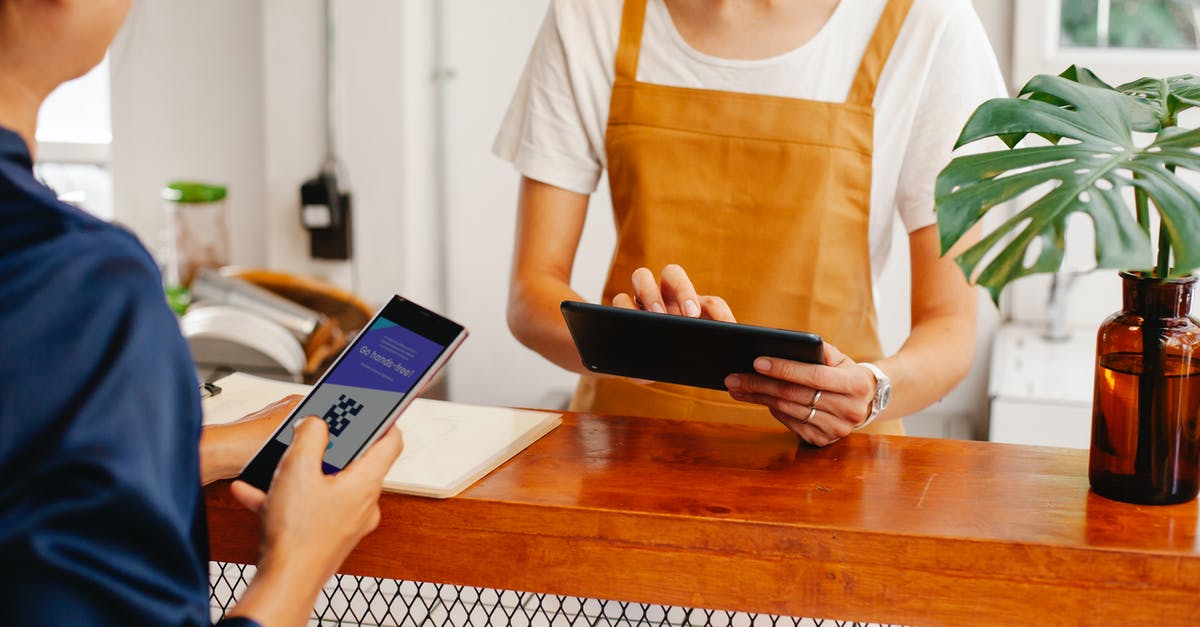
<box><xmin>322</xmin><ymin>394</ymin><xmax>363</xmax><ymax>436</ymax></box>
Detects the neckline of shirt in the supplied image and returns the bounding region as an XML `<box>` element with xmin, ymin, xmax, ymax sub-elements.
<box><xmin>649</xmin><ymin>0</ymin><xmax>852</xmax><ymax>70</ymax></box>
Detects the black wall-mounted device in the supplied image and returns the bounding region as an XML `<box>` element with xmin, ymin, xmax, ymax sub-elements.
<box><xmin>300</xmin><ymin>169</ymin><xmax>352</xmax><ymax>260</ymax></box>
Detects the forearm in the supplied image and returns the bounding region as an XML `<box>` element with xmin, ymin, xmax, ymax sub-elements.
<box><xmin>508</xmin><ymin>176</ymin><xmax>592</xmax><ymax>374</ymax></box>
<box><xmin>224</xmin><ymin>555</ymin><xmax>328</xmax><ymax>627</ymax></box>
<box><xmin>508</xmin><ymin>275</ymin><xmax>589</xmax><ymax>374</ymax></box>
<box><xmin>200</xmin><ymin>424</ymin><xmax>251</xmax><ymax>485</ymax></box>
<box><xmin>200</xmin><ymin>401</ymin><xmax>296</xmax><ymax>485</ymax></box>
<box><xmin>875</xmin><ymin>310</ymin><xmax>976</xmax><ymax>421</ymax></box>
<box><xmin>869</xmin><ymin>224</ymin><xmax>979</xmax><ymax>421</ymax></box>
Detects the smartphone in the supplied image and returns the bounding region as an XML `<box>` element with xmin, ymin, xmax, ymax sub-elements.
<box><xmin>238</xmin><ymin>295</ymin><xmax>467</xmax><ymax>492</ymax></box>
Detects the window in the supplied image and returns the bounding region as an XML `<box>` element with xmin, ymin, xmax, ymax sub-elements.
<box><xmin>34</xmin><ymin>56</ymin><xmax>113</xmax><ymax>220</ymax></box>
<box><xmin>1061</xmin><ymin>0</ymin><xmax>1200</xmax><ymax>49</ymax></box>
<box><xmin>1014</xmin><ymin>0</ymin><xmax>1200</xmax><ymax>87</ymax></box>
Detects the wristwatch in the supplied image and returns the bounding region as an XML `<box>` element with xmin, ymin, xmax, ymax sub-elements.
<box><xmin>856</xmin><ymin>362</ymin><xmax>891</xmax><ymax>430</ymax></box>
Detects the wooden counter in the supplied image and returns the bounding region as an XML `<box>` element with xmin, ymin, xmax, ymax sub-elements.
<box><xmin>206</xmin><ymin>412</ymin><xmax>1200</xmax><ymax>626</ymax></box>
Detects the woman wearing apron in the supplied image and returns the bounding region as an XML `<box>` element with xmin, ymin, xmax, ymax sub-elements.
<box><xmin>496</xmin><ymin>0</ymin><xmax>1005</xmax><ymax>445</ymax></box>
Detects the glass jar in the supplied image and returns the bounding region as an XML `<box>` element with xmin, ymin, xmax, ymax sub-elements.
<box><xmin>163</xmin><ymin>181</ymin><xmax>229</xmax><ymax>288</ymax></box>
<box><xmin>1089</xmin><ymin>271</ymin><xmax>1200</xmax><ymax>505</ymax></box>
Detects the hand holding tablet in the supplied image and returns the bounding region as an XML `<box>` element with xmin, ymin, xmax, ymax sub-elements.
<box><xmin>560</xmin><ymin>301</ymin><xmax>824</xmax><ymax>391</ymax></box>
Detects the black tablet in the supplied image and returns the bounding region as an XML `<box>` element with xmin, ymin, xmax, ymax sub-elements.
<box><xmin>560</xmin><ymin>301</ymin><xmax>823</xmax><ymax>390</ymax></box>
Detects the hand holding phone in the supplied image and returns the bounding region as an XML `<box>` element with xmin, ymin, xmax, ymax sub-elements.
<box><xmin>226</xmin><ymin>416</ymin><xmax>404</xmax><ymax>626</ymax></box>
<box><xmin>238</xmin><ymin>296</ymin><xmax>467</xmax><ymax>492</ymax></box>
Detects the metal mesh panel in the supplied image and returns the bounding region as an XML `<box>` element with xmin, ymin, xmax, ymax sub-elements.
<box><xmin>211</xmin><ymin>562</ymin><xmax>900</xmax><ymax>627</ymax></box>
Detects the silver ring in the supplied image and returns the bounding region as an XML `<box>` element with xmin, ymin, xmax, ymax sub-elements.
<box><xmin>800</xmin><ymin>404</ymin><xmax>817</xmax><ymax>424</ymax></box>
<box><xmin>810</xmin><ymin>389</ymin><xmax>822</xmax><ymax>410</ymax></box>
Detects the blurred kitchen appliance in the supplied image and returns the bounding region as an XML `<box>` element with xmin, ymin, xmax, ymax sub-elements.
<box><xmin>191</xmin><ymin>268</ymin><xmax>327</xmax><ymax>343</ymax></box>
<box><xmin>181</xmin><ymin>304</ymin><xmax>307</xmax><ymax>383</ymax></box>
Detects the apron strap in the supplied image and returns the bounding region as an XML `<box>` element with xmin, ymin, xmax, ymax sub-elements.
<box><xmin>615</xmin><ymin>0</ymin><xmax>650</xmax><ymax>83</ymax></box>
<box><xmin>846</xmin><ymin>0</ymin><xmax>915</xmax><ymax>106</ymax></box>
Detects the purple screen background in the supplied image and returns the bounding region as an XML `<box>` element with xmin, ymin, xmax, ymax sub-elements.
<box><xmin>326</xmin><ymin>318</ymin><xmax>445</xmax><ymax>393</ymax></box>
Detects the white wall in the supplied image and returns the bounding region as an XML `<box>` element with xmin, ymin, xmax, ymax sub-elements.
<box><xmin>258</xmin><ymin>0</ymin><xmax>443</xmax><ymax>311</ymax></box>
<box><xmin>441</xmin><ymin>2</ymin><xmax>609</xmax><ymax>408</ymax></box>
<box><xmin>110</xmin><ymin>1</ymin><xmax>266</xmax><ymax>269</ymax></box>
<box><xmin>110</xmin><ymin>0</ymin><xmax>1021</xmax><ymax>435</ymax></box>
<box><xmin>974</xmin><ymin>0</ymin><xmax>1014</xmax><ymax>88</ymax></box>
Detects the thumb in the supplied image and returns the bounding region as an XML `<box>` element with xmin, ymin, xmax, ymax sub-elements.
<box><xmin>284</xmin><ymin>416</ymin><xmax>331</xmax><ymax>468</ymax></box>
<box><xmin>345</xmin><ymin>424</ymin><xmax>404</xmax><ymax>481</ymax></box>
<box><xmin>822</xmin><ymin>341</ymin><xmax>849</xmax><ymax>367</ymax></box>
<box><xmin>230</xmin><ymin>480</ymin><xmax>266</xmax><ymax>513</ymax></box>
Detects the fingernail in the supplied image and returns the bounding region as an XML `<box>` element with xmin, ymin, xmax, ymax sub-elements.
<box><xmin>650</xmin><ymin>302</ymin><xmax>665</xmax><ymax>313</ymax></box>
<box><xmin>754</xmin><ymin>358</ymin><xmax>771</xmax><ymax>372</ymax></box>
<box><xmin>726</xmin><ymin>374</ymin><xmax>740</xmax><ymax>389</ymax></box>
<box><xmin>684</xmin><ymin>300</ymin><xmax>700</xmax><ymax>317</ymax></box>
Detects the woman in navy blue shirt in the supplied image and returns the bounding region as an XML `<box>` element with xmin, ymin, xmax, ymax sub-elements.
<box><xmin>0</xmin><ymin>2</ymin><xmax>404</xmax><ymax>625</ymax></box>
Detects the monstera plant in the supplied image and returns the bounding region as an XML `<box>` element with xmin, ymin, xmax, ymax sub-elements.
<box><xmin>936</xmin><ymin>67</ymin><xmax>1200</xmax><ymax>506</ymax></box>
<box><xmin>936</xmin><ymin>66</ymin><xmax>1200</xmax><ymax>295</ymax></box>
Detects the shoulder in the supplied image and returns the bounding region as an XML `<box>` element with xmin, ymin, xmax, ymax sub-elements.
<box><xmin>550</xmin><ymin>0</ymin><xmax>622</xmax><ymax>31</ymax></box>
<box><xmin>0</xmin><ymin>214</ymin><xmax>161</xmax><ymax>308</ymax></box>
<box><xmin>0</xmin><ymin>166</ymin><xmax>153</xmax><ymax>280</ymax></box>
<box><xmin>907</xmin><ymin>0</ymin><xmax>984</xmax><ymax>23</ymax></box>
<box><xmin>0</xmin><ymin>214</ymin><xmax>172</xmax><ymax>388</ymax></box>
<box><xmin>900</xmin><ymin>0</ymin><xmax>992</xmax><ymax>43</ymax></box>
<box><xmin>0</xmin><ymin>214</ymin><xmax>197</xmax><ymax>479</ymax></box>
<box><xmin>547</xmin><ymin>0</ymin><xmax>624</xmax><ymax>56</ymax></box>
<box><xmin>886</xmin><ymin>0</ymin><xmax>1002</xmax><ymax>83</ymax></box>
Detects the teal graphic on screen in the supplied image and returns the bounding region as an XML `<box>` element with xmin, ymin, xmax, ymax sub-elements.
<box><xmin>275</xmin><ymin>317</ymin><xmax>444</xmax><ymax>470</ymax></box>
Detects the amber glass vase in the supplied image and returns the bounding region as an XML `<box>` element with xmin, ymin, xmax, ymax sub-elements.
<box><xmin>1089</xmin><ymin>271</ymin><xmax>1200</xmax><ymax>505</ymax></box>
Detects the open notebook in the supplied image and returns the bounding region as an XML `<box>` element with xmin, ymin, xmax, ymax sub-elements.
<box><xmin>203</xmin><ymin>372</ymin><xmax>562</xmax><ymax>498</ymax></box>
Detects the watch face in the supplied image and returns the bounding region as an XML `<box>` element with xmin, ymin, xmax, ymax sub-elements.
<box><xmin>877</xmin><ymin>382</ymin><xmax>892</xmax><ymax>410</ymax></box>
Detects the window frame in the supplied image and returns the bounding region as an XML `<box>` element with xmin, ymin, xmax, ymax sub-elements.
<box><xmin>1013</xmin><ymin>0</ymin><xmax>1200</xmax><ymax>87</ymax></box>
<box><xmin>35</xmin><ymin>140</ymin><xmax>111</xmax><ymax>166</ymax></box>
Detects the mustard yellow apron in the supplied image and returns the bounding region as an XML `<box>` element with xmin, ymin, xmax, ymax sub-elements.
<box><xmin>571</xmin><ymin>0</ymin><xmax>913</xmax><ymax>436</ymax></box>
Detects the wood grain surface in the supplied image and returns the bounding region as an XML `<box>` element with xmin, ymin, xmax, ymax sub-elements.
<box><xmin>207</xmin><ymin>412</ymin><xmax>1200</xmax><ymax>626</ymax></box>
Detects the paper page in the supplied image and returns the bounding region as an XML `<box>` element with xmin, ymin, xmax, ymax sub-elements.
<box><xmin>385</xmin><ymin>399</ymin><xmax>561</xmax><ymax>497</ymax></box>
<box><xmin>202</xmin><ymin>372</ymin><xmax>309</xmax><ymax>425</ymax></box>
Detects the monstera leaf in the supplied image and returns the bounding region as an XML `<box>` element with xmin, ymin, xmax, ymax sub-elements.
<box><xmin>1116</xmin><ymin>73</ymin><xmax>1200</xmax><ymax>130</ymax></box>
<box><xmin>935</xmin><ymin>67</ymin><xmax>1200</xmax><ymax>302</ymax></box>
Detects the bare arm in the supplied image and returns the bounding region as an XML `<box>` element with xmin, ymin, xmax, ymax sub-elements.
<box><xmin>872</xmin><ymin>224</ymin><xmax>978</xmax><ymax>418</ymax></box>
<box><xmin>507</xmin><ymin>176</ymin><xmax>592</xmax><ymax>373</ymax></box>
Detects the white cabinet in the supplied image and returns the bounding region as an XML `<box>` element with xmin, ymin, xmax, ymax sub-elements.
<box><xmin>988</xmin><ymin>323</ymin><xmax>1096</xmax><ymax>449</ymax></box>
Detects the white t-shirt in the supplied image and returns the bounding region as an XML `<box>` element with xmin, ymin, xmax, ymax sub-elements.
<box><xmin>494</xmin><ymin>0</ymin><xmax>1007</xmax><ymax>280</ymax></box>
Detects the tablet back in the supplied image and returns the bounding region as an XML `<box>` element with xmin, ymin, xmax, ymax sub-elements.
<box><xmin>560</xmin><ymin>301</ymin><xmax>823</xmax><ymax>390</ymax></box>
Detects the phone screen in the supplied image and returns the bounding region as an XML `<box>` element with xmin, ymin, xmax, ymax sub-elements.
<box><xmin>239</xmin><ymin>296</ymin><xmax>465</xmax><ymax>490</ymax></box>
<box><xmin>274</xmin><ymin>316</ymin><xmax>445</xmax><ymax>472</ymax></box>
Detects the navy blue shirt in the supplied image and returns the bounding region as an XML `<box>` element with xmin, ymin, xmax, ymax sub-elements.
<box><xmin>0</xmin><ymin>127</ymin><xmax>257</xmax><ymax>626</ymax></box>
